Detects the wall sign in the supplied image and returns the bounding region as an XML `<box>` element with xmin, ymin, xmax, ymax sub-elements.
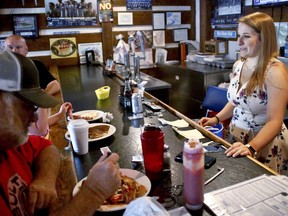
<box><xmin>99</xmin><ymin>0</ymin><xmax>113</xmax><ymax>22</ymax></box>
<box><xmin>126</xmin><ymin>0</ymin><xmax>152</xmax><ymax>10</ymax></box>
<box><xmin>45</xmin><ymin>0</ymin><xmax>98</xmax><ymax>27</ymax></box>
<box><xmin>214</xmin><ymin>30</ymin><xmax>237</xmax><ymax>39</ymax></box>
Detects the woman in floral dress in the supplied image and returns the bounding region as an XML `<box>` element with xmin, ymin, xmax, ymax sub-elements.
<box><xmin>199</xmin><ymin>12</ymin><xmax>288</xmax><ymax>174</ymax></box>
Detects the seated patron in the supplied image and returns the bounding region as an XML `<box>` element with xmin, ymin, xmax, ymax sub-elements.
<box><xmin>0</xmin><ymin>49</ymin><xmax>121</xmax><ymax>215</ymax></box>
<box><xmin>4</xmin><ymin>35</ymin><xmax>63</xmax><ymax>136</ymax></box>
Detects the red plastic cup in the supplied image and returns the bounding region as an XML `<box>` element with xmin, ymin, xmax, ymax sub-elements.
<box><xmin>141</xmin><ymin>125</ymin><xmax>164</xmax><ymax>180</ymax></box>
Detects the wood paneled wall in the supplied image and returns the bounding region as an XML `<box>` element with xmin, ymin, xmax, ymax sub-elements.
<box><xmin>0</xmin><ymin>0</ymin><xmax>196</xmax><ymax>67</ymax></box>
<box><xmin>2</xmin><ymin>1</ymin><xmax>288</xmax><ymax>68</ymax></box>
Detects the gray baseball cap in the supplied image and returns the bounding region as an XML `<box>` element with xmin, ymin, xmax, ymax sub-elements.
<box><xmin>0</xmin><ymin>48</ymin><xmax>59</xmax><ymax>108</ymax></box>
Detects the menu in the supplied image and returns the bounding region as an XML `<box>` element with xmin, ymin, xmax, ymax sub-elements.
<box><xmin>204</xmin><ymin>174</ymin><xmax>288</xmax><ymax>215</ymax></box>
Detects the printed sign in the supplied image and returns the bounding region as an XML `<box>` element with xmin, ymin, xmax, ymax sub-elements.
<box><xmin>126</xmin><ymin>0</ymin><xmax>152</xmax><ymax>10</ymax></box>
<box><xmin>45</xmin><ymin>0</ymin><xmax>98</xmax><ymax>27</ymax></box>
<box><xmin>98</xmin><ymin>0</ymin><xmax>113</xmax><ymax>22</ymax></box>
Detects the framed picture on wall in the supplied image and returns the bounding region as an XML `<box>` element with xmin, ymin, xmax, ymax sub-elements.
<box><xmin>45</xmin><ymin>0</ymin><xmax>98</xmax><ymax>27</ymax></box>
<box><xmin>173</xmin><ymin>28</ymin><xmax>188</xmax><ymax>42</ymax></box>
<box><xmin>153</xmin><ymin>30</ymin><xmax>165</xmax><ymax>47</ymax></box>
<box><xmin>217</xmin><ymin>0</ymin><xmax>242</xmax><ymax>16</ymax></box>
<box><xmin>166</xmin><ymin>12</ymin><xmax>181</xmax><ymax>26</ymax></box>
<box><xmin>118</xmin><ymin>12</ymin><xmax>133</xmax><ymax>25</ymax></box>
<box><xmin>153</xmin><ymin>13</ymin><xmax>165</xmax><ymax>30</ymax></box>
<box><xmin>13</xmin><ymin>15</ymin><xmax>38</xmax><ymax>38</ymax></box>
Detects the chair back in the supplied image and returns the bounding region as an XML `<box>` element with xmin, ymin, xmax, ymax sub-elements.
<box><xmin>201</xmin><ymin>86</ymin><xmax>228</xmax><ymax>114</ymax></box>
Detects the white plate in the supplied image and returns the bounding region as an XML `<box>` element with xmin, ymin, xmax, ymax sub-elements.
<box><xmin>65</xmin><ymin>123</ymin><xmax>116</xmax><ymax>142</ymax></box>
<box><xmin>72</xmin><ymin>168</ymin><xmax>151</xmax><ymax>212</ymax></box>
<box><xmin>68</xmin><ymin>110</ymin><xmax>104</xmax><ymax>122</ymax></box>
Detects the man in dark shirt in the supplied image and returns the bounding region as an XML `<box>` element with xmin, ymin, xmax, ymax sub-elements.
<box><xmin>4</xmin><ymin>35</ymin><xmax>61</xmax><ymax>136</ymax></box>
<box><xmin>4</xmin><ymin>35</ymin><xmax>60</xmax><ymax>95</ymax></box>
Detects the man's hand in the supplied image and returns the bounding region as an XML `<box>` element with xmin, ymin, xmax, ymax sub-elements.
<box><xmin>84</xmin><ymin>153</ymin><xmax>121</xmax><ymax>202</ymax></box>
<box><xmin>26</xmin><ymin>178</ymin><xmax>58</xmax><ymax>214</ymax></box>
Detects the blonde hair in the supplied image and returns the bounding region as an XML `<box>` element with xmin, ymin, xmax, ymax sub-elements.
<box><xmin>238</xmin><ymin>12</ymin><xmax>278</xmax><ymax>95</ymax></box>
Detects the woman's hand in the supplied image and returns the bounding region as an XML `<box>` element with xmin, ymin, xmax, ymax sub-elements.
<box><xmin>198</xmin><ymin>116</ymin><xmax>218</xmax><ymax>127</ymax></box>
<box><xmin>225</xmin><ymin>142</ymin><xmax>252</xmax><ymax>157</ymax></box>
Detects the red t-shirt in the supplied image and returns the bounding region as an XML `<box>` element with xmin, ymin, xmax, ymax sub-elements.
<box><xmin>0</xmin><ymin>135</ymin><xmax>52</xmax><ymax>216</ymax></box>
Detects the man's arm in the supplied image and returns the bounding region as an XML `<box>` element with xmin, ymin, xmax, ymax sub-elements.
<box><xmin>50</xmin><ymin>153</ymin><xmax>121</xmax><ymax>216</ymax></box>
<box><xmin>45</xmin><ymin>80</ymin><xmax>61</xmax><ymax>96</ymax></box>
<box><xmin>32</xmin><ymin>60</ymin><xmax>61</xmax><ymax>95</ymax></box>
<box><xmin>27</xmin><ymin>145</ymin><xmax>61</xmax><ymax>215</ymax></box>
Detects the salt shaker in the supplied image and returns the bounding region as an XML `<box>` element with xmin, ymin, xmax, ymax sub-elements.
<box><xmin>183</xmin><ymin>138</ymin><xmax>204</xmax><ymax>210</ymax></box>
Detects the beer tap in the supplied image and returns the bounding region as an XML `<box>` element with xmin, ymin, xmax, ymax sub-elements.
<box><xmin>123</xmin><ymin>32</ymin><xmax>135</xmax><ymax>80</ymax></box>
<box><xmin>134</xmin><ymin>31</ymin><xmax>146</xmax><ymax>84</ymax></box>
<box><xmin>124</xmin><ymin>53</ymin><xmax>131</xmax><ymax>78</ymax></box>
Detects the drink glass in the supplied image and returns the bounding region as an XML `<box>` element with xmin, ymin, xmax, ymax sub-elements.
<box><xmin>67</xmin><ymin>119</ymin><xmax>89</xmax><ymax>155</ymax></box>
<box><xmin>141</xmin><ymin>124</ymin><xmax>164</xmax><ymax>180</ymax></box>
<box><xmin>183</xmin><ymin>139</ymin><xmax>204</xmax><ymax>210</ymax></box>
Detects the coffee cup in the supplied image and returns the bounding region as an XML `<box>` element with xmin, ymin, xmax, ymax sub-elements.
<box><xmin>67</xmin><ymin>119</ymin><xmax>89</xmax><ymax>155</ymax></box>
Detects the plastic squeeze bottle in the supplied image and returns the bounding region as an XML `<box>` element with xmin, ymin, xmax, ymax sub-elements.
<box><xmin>183</xmin><ymin>138</ymin><xmax>204</xmax><ymax>210</ymax></box>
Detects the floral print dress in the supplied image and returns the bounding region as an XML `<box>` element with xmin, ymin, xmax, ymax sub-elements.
<box><xmin>226</xmin><ymin>59</ymin><xmax>288</xmax><ymax>174</ymax></box>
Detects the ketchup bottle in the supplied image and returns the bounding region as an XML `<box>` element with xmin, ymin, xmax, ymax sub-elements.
<box><xmin>183</xmin><ymin>139</ymin><xmax>204</xmax><ymax>210</ymax></box>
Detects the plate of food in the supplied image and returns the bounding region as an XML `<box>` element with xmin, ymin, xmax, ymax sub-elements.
<box><xmin>72</xmin><ymin>168</ymin><xmax>151</xmax><ymax>212</ymax></box>
<box><xmin>65</xmin><ymin>123</ymin><xmax>116</xmax><ymax>142</ymax></box>
<box><xmin>68</xmin><ymin>110</ymin><xmax>104</xmax><ymax>122</ymax></box>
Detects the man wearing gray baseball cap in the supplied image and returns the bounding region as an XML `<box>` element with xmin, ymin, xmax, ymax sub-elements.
<box><xmin>0</xmin><ymin>49</ymin><xmax>121</xmax><ymax>215</ymax></box>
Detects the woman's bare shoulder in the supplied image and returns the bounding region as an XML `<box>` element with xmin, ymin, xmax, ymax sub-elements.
<box><xmin>266</xmin><ymin>59</ymin><xmax>288</xmax><ymax>88</ymax></box>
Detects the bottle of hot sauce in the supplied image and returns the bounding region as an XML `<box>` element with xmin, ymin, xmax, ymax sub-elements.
<box><xmin>183</xmin><ymin>138</ymin><xmax>204</xmax><ymax>210</ymax></box>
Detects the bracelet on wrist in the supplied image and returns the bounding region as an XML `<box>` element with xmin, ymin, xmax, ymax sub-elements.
<box><xmin>245</xmin><ymin>144</ymin><xmax>257</xmax><ymax>157</ymax></box>
<box><xmin>214</xmin><ymin>116</ymin><xmax>220</xmax><ymax>124</ymax></box>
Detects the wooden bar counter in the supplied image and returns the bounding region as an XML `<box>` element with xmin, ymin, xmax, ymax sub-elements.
<box><xmin>47</xmin><ymin>65</ymin><xmax>77</xmax><ymax>213</ymax></box>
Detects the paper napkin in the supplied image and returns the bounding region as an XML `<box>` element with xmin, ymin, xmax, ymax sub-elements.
<box><xmin>158</xmin><ymin>118</ymin><xmax>189</xmax><ymax>128</ymax></box>
<box><xmin>172</xmin><ymin>126</ymin><xmax>204</xmax><ymax>139</ymax></box>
